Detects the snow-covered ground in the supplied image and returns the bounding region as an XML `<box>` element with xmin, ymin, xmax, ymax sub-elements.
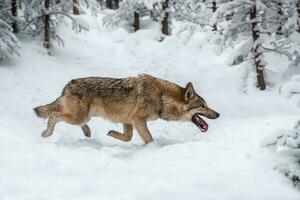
<box><xmin>0</xmin><ymin>15</ymin><xmax>299</xmax><ymax>199</ymax></box>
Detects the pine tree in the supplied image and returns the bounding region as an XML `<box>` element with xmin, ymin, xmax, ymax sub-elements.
<box><xmin>22</xmin><ymin>0</ymin><xmax>88</xmax><ymax>50</ymax></box>
<box><xmin>215</xmin><ymin>0</ymin><xmax>300</xmax><ymax>90</ymax></box>
<box><xmin>261</xmin><ymin>120</ymin><xmax>300</xmax><ymax>188</ymax></box>
<box><xmin>0</xmin><ymin>0</ymin><xmax>20</xmax><ymax>61</ymax></box>
<box><xmin>103</xmin><ymin>0</ymin><xmax>164</xmax><ymax>33</ymax></box>
<box><xmin>173</xmin><ymin>0</ymin><xmax>215</xmax><ymax>36</ymax></box>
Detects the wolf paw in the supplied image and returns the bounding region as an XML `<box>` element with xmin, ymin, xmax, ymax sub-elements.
<box><xmin>107</xmin><ymin>130</ymin><xmax>117</xmax><ymax>137</ymax></box>
<box><xmin>42</xmin><ymin>130</ymin><xmax>52</xmax><ymax>137</ymax></box>
<box><xmin>107</xmin><ymin>130</ymin><xmax>132</xmax><ymax>142</ymax></box>
<box><xmin>84</xmin><ymin>131</ymin><xmax>91</xmax><ymax>138</ymax></box>
<box><xmin>82</xmin><ymin>125</ymin><xmax>91</xmax><ymax>138</ymax></box>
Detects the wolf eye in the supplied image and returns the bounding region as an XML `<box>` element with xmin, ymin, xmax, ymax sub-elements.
<box><xmin>188</xmin><ymin>105</ymin><xmax>201</xmax><ymax>111</ymax></box>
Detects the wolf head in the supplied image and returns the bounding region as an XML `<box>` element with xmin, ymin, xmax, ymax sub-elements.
<box><xmin>160</xmin><ymin>82</ymin><xmax>219</xmax><ymax>132</ymax></box>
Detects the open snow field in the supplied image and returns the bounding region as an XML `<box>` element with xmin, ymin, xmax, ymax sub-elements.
<box><xmin>0</xmin><ymin>16</ymin><xmax>299</xmax><ymax>199</ymax></box>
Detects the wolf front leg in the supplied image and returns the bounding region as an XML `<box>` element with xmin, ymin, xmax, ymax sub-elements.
<box><xmin>133</xmin><ymin>120</ymin><xmax>153</xmax><ymax>144</ymax></box>
<box><xmin>107</xmin><ymin>124</ymin><xmax>133</xmax><ymax>142</ymax></box>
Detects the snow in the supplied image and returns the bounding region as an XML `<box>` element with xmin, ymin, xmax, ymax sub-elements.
<box><xmin>281</xmin><ymin>81</ymin><xmax>300</xmax><ymax>98</ymax></box>
<box><xmin>121</xmin><ymin>0</ymin><xmax>162</xmax><ymax>9</ymax></box>
<box><xmin>1</xmin><ymin>14</ymin><xmax>300</xmax><ymax>199</ymax></box>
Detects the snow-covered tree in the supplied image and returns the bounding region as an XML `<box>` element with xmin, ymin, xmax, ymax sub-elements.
<box><xmin>250</xmin><ymin>2</ymin><xmax>266</xmax><ymax>90</ymax></box>
<box><xmin>173</xmin><ymin>0</ymin><xmax>220</xmax><ymax>42</ymax></box>
<box><xmin>22</xmin><ymin>0</ymin><xmax>89</xmax><ymax>50</ymax></box>
<box><xmin>0</xmin><ymin>0</ymin><xmax>21</xmax><ymax>33</ymax></box>
<box><xmin>103</xmin><ymin>0</ymin><xmax>171</xmax><ymax>35</ymax></box>
<box><xmin>0</xmin><ymin>0</ymin><xmax>20</xmax><ymax>61</ymax></box>
<box><xmin>171</xmin><ymin>0</ymin><xmax>300</xmax><ymax>90</ymax></box>
<box><xmin>261</xmin><ymin>121</ymin><xmax>300</xmax><ymax>188</ymax></box>
<box><xmin>80</xmin><ymin>0</ymin><xmax>102</xmax><ymax>16</ymax></box>
<box><xmin>0</xmin><ymin>19</ymin><xmax>20</xmax><ymax>61</ymax></box>
<box><xmin>215</xmin><ymin>0</ymin><xmax>300</xmax><ymax>90</ymax></box>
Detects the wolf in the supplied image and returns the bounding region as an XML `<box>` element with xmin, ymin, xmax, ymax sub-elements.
<box><xmin>34</xmin><ymin>74</ymin><xmax>219</xmax><ymax>144</ymax></box>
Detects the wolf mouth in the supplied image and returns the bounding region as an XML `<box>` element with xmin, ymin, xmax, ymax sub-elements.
<box><xmin>192</xmin><ymin>114</ymin><xmax>208</xmax><ymax>132</ymax></box>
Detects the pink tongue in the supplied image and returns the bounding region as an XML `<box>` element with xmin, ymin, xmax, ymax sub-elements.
<box><xmin>195</xmin><ymin>115</ymin><xmax>209</xmax><ymax>132</ymax></box>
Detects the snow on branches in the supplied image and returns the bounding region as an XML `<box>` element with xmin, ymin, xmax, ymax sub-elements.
<box><xmin>22</xmin><ymin>0</ymin><xmax>89</xmax><ymax>49</ymax></box>
<box><xmin>0</xmin><ymin>18</ymin><xmax>20</xmax><ymax>61</ymax></box>
<box><xmin>103</xmin><ymin>0</ymin><xmax>171</xmax><ymax>35</ymax></box>
<box><xmin>260</xmin><ymin>121</ymin><xmax>300</xmax><ymax>188</ymax></box>
<box><xmin>0</xmin><ymin>1</ymin><xmax>20</xmax><ymax>61</ymax></box>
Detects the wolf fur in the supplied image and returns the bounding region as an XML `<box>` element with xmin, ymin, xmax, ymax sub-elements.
<box><xmin>34</xmin><ymin>74</ymin><xmax>219</xmax><ymax>144</ymax></box>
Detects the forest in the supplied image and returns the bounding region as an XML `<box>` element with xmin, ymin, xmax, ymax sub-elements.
<box><xmin>0</xmin><ymin>0</ymin><xmax>300</xmax><ymax>199</ymax></box>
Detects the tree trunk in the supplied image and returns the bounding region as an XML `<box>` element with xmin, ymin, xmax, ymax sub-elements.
<box><xmin>276</xmin><ymin>1</ymin><xmax>283</xmax><ymax>35</ymax></box>
<box><xmin>106</xmin><ymin>0</ymin><xmax>113</xmax><ymax>9</ymax></box>
<box><xmin>43</xmin><ymin>0</ymin><xmax>51</xmax><ymax>49</ymax></box>
<box><xmin>11</xmin><ymin>0</ymin><xmax>18</xmax><ymax>33</ymax></box>
<box><xmin>212</xmin><ymin>0</ymin><xmax>217</xmax><ymax>31</ymax></box>
<box><xmin>133</xmin><ymin>12</ymin><xmax>140</xmax><ymax>32</ymax></box>
<box><xmin>73</xmin><ymin>0</ymin><xmax>80</xmax><ymax>15</ymax></box>
<box><xmin>114</xmin><ymin>0</ymin><xmax>119</xmax><ymax>9</ymax></box>
<box><xmin>297</xmin><ymin>0</ymin><xmax>300</xmax><ymax>33</ymax></box>
<box><xmin>161</xmin><ymin>0</ymin><xmax>170</xmax><ymax>35</ymax></box>
<box><xmin>250</xmin><ymin>4</ymin><xmax>266</xmax><ymax>90</ymax></box>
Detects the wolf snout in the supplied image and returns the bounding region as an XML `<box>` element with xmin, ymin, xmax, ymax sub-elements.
<box><xmin>206</xmin><ymin>109</ymin><xmax>220</xmax><ymax>119</ymax></box>
<box><xmin>215</xmin><ymin>112</ymin><xmax>220</xmax><ymax>119</ymax></box>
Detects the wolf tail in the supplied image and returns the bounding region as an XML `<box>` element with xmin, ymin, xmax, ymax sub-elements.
<box><xmin>34</xmin><ymin>100</ymin><xmax>59</xmax><ymax>118</ymax></box>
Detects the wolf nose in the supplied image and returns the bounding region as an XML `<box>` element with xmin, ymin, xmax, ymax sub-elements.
<box><xmin>215</xmin><ymin>112</ymin><xmax>220</xmax><ymax>118</ymax></box>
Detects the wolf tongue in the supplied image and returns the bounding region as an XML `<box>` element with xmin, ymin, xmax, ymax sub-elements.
<box><xmin>193</xmin><ymin>114</ymin><xmax>209</xmax><ymax>132</ymax></box>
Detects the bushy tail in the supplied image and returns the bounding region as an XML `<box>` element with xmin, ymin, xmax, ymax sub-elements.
<box><xmin>34</xmin><ymin>101</ymin><xmax>58</xmax><ymax>118</ymax></box>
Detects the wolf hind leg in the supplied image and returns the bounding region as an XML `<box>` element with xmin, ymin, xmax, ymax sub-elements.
<box><xmin>42</xmin><ymin>114</ymin><xmax>57</xmax><ymax>137</ymax></box>
<box><xmin>42</xmin><ymin>112</ymin><xmax>69</xmax><ymax>137</ymax></box>
<box><xmin>42</xmin><ymin>111</ymin><xmax>89</xmax><ymax>138</ymax></box>
<box><xmin>107</xmin><ymin>124</ymin><xmax>133</xmax><ymax>142</ymax></box>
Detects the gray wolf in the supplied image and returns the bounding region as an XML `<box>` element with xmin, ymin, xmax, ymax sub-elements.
<box><xmin>34</xmin><ymin>74</ymin><xmax>219</xmax><ymax>144</ymax></box>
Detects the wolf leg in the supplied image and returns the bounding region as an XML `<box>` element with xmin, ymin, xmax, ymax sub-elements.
<box><xmin>133</xmin><ymin>120</ymin><xmax>153</xmax><ymax>144</ymax></box>
<box><xmin>107</xmin><ymin>124</ymin><xmax>133</xmax><ymax>142</ymax></box>
<box><xmin>42</xmin><ymin>114</ymin><xmax>57</xmax><ymax>137</ymax></box>
<box><xmin>81</xmin><ymin>124</ymin><xmax>91</xmax><ymax>138</ymax></box>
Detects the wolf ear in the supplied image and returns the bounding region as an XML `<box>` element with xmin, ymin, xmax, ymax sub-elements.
<box><xmin>183</xmin><ymin>82</ymin><xmax>195</xmax><ymax>101</ymax></box>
